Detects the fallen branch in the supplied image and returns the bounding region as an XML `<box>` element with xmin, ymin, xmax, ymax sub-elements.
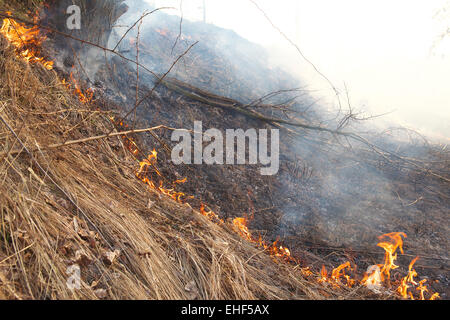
<box><xmin>3</xmin><ymin>125</ymin><xmax>185</xmax><ymax>155</ymax></box>
<box><xmin>45</xmin><ymin>125</ymin><xmax>177</xmax><ymax>149</ymax></box>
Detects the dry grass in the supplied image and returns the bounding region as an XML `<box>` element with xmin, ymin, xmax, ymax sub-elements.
<box><xmin>0</xmin><ymin>34</ymin><xmax>368</xmax><ymax>300</ymax></box>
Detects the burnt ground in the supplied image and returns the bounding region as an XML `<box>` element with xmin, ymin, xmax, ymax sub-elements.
<box><xmin>88</xmin><ymin>55</ymin><xmax>450</xmax><ymax>298</ymax></box>
<box><xmin>41</xmin><ymin>1</ymin><xmax>449</xmax><ymax>298</ymax></box>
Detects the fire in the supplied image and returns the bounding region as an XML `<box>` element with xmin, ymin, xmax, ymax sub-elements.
<box><xmin>0</xmin><ymin>12</ymin><xmax>53</xmax><ymax>70</ymax></box>
<box><xmin>331</xmin><ymin>261</ymin><xmax>355</xmax><ymax>287</ymax></box>
<box><xmin>118</xmin><ymin>126</ymin><xmax>293</xmax><ymax>261</ymax></box>
<box><xmin>110</xmin><ymin>116</ymin><xmax>141</xmax><ymax>157</ymax></box>
<box><xmin>1</xmin><ymin>14</ymin><xmax>95</xmax><ymax>105</ymax></box>
<box><xmin>317</xmin><ymin>262</ymin><xmax>355</xmax><ymax>288</ymax></box>
<box><xmin>376</xmin><ymin>232</ymin><xmax>406</xmax><ymax>282</ymax></box>
<box><xmin>135</xmin><ymin>149</ymin><xmax>198</xmax><ymax>204</ymax></box>
<box><xmin>62</xmin><ymin>73</ymin><xmax>94</xmax><ymax>104</ymax></box>
<box><xmin>120</xmin><ymin>130</ymin><xmax>440</xmax><ymax>299</ymax></box>
<box><xmin>232</xmin><ymin>217</ymin><xmax>253</xmax><ymax>242</ymax></box>
<box><xmin>111</xmin><ymin>114</ymin><xmax>294</xmax><ymax>261</ymax></box>
<box><xmin>429</xmin><ymin>292</ymin><xmax>440</xmax><ymax>300</ymax></box>
<box><xmin>1</xmin><ymin>8</ymin><xmax>441</xmax><ymax>303</ymax></box>
<box><xmin>318</xmin><ymin>265</ymin><xmax>328</xmax><ymax>284</ymax></box>
<box><xmin>199</xmin><ymin>203</ymin><xmax>224</xmax><ymax>223</ymax></box>
<box><xmin>416</xmin><ymin>279</ymin><xmax>428</xmax><ymax>300</ymax></box>
<box><xmin>397</xmin><ymin>256</ymin><xmax>418</xmax><ymax>298</ymax></box>
<box><xmin>361</xmin><ymin>232</ymin><xmax>440</xmax><ymax>300</ymax></box>
<box><xmin>232</xmin><ymin>216</ymin><xmax>295</xmax><ymax>262</ymax></box>
<box><xmin>362</xmin><ymin>265</ymin><xmax>383</xmax><ymax>292</ymax></box>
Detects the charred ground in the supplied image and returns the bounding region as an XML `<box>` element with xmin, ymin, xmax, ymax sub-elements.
<box><xmin>0</xmin><ymin>0</ymin><xmax>448</xmax><ymax>299</ymax></box>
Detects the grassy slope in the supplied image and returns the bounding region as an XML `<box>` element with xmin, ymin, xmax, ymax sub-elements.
<box><xmin>0</xmin><ymin>6</ymin><xmax>367</xmax><ymax>299</ymax></box>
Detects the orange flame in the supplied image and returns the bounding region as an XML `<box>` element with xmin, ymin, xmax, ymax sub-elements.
<box><xmin>317</xmin><ymin>262</ymin><xmax>354</xmax><ymax>287</ymax></box>
<box><xmin>62</xmin><ymin>73</ymin><xmax>94</xmax><ymax>104</ymax></box>
<box><xmin>362</xmin><ymin>265</ymin><xmax>383</xmax><ymax>292</ymax></box>
<box><xmin>0</xmin><ymin>12</ymin><xmax>53</xmax><ymax>70</ymax></box>
<box><xmin>318</xmin><ymin>265</ymin><xmax>328</xmax><ymax>283</ymax></box>
<box><xmin>1</xmin><ymin>11</ymin><xmax>442</xmax><ymax>302</ymax></box>
<box><xmin>397</xmin><ymin>256</ymin><xmax>418</xmax><ymax>298</ymax></box>
<box><xmin>376</xmin><ymin>232</ymin><xmax>406</xmax><ymax>282</ymax></box>
<box><xmin>114</xmin><ymin>116</ymin><xmax>441</xmax><ymax>300</ymax></box>
<box><xmin>232</xmin><ymin>216</ymin><xmax>295</xmax><ymax>262</ymax></box>
<box><xmin>362</xmin><ymin>233</ymin><xmax>439</xmax><ymax>300</ymax></box>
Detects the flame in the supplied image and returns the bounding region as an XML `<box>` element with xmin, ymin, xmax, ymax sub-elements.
<box><xmin>1</xmin><ymin>11</ymin><xmax>441</xmax><ymax>302</ymax></box>
<box><xmin>110</xmin><ymin>99</ymin><xmax>441</xmax><ymax>301</ymax></box>
<box><xmin>0</xmin><ymin>12</ymin><xmax>53</xmax><ymax>70</ymax></box>
<box><xmin>62</xmin><ymin>73</ymin><xmax>94</xmax><ymax>104</ymax></box>
<box><xmin>199</xmin><ymin>203</ymin><xmax>224</xmax><ymax>223</ymax></box>
<box><xmin>174</xmin><ymin>177</ymin><xmax>187</xmax><ymax>184</ymax></box>
<box><xmin>318</xmin><ymin>265</ymin><xmax>328</xmax><ymax>283</ymax></box>
<box><xmin>429</xmin><ymin>292</ymin><xmax>440</xmax><ymax>300</ymax></box>
<box><xmin>123</xmin><ymin>132</ymin><xmax>441</xmax><ymax>299</ymax></box>
<box><xmin>416</xmin><ymin>279</ymin><xmax>428</xmax><ymax>300</ymax></box>
<box><xmin>232</xmin><ymin>216</ymin><xmax>295</xmax><ymax>262</ymax></box>
<box><xmin>232</xmin><ymin>217</ymin><xmax>253</xmax><ymax>241</ymax></box>
<box><xmin>110</xmin><ymin>116</ymin><xmax>140</xmax><ymax>157</ymax></box>
<box><xmin>317</xmin><ymin>262</ymin><xmax>354</xmax><ymax>287</ymax></box>
<box><xmin>331</xmin><ymin>261</ymin><xmax>355</xmax><ymax>287</ymax></box>
<box><xmin>134</xmin><ymin>149</ymin><xmax>199</xmax><ymax>205</ymax></box>
<box><xmin>0</xmin><ymin>13</ymin><xmax>95</xmax><ymax>107</ymax></box>
<box><xmin>397</xmin><ymin>256</ymin><xmax>418</xmax><ymax>298</ymax></box>
<box><xmin>362</xmin><ymin>265</ymin><xmax>383</xmax><ymax>292</ymax></box>
<box><xmin>300</xmin><ymin>267</ymin><xmax>313</xmax><ymax>277</ymax></box>
<box><xmin>361</xmin><ymin>233</ymin><xmax>440</xmax><ymax>300</ymax></box>
<box><xmin>376</xmin><ymin>232</ymin><xmax>406</xmax><ymax>282</ymax></box>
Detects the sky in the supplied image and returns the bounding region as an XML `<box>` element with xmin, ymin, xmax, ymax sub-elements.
<box><xmin>144</xmin><ymin>0</ymin><xmax>450</xmax><ymax>141</ymax></box>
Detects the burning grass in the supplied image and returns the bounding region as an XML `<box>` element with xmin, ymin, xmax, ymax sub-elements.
<box><xmin>0</xmin><ymin>28</ymin><xmax>348</xmax><ymax>300</ymax></box>
<box><xmin>0</xmin><ymin>11</ymin><xmax>53</xmax><ymax>70</ymax></box>
<box><xmin>0</xmin><ymin>9</ymin><xmax>445</xmax><ymax>300</ymax></box>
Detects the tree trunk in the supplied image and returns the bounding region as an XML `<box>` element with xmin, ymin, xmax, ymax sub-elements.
<box><xmin>43</xmin><ymin>0</ymin><xmax>129</xmax><ymax>77</ymax></box>
<box><xmin>44</xmin><ymin>0</ymin><xmax>128</xmax><ymax>47</ymax></box>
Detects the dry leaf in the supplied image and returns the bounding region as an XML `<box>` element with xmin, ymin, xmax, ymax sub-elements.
<box><xmin>75</xmin><ymin>249</ymin><xmax>92</xmax><ymax>267</ymax></box>
<box><xmin>72</xmin><ymin>217</ymin><xmax>79</xmax><ymax>233</ymax></box>
<box><xmin>185</xmin><ymin>280</ymin><xmax>196</xmax><ymax>292</ymax></box>
<box><xmin>56</xmin><ymin>198</ymin><xmax>70</xmax><ymax>210</ymax></box>
<box><xmin>184</xmin><ymin>280</ymin><xmax>199</xmax><ymax>299</ymax></box>
<box><xmin>94</xmin><ymin>288</ymin><xmax>107</xmax><ymax>299</ymax></box>
<box><xmin>78</xmin><ymin>229</ymin><xmax>97</xmax><ymax>247</ymax></box>
<box><xmin>90</xmin><ymin>280</ymin><xmax>99</xmax><ymax>288</ymax></box>
<box><xmin>102</xmin><ymin>249</ymin><xmax>120</xmax><ymax>266</ymax></box>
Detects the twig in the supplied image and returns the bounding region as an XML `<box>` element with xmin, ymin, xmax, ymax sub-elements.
<box><xmin>45</xmin><ymin>125</ymin><xmax>179</xmax><ymax>149</ymax></box>
<box><xmin>0</xmin><ymin>242</ymin><xmax>34</xmax><ymax>265</ymax></box>
<box><xmin>109</xmin><ymin>41</ymin><xmax>199</xmax><ymax>134</ymax></box>
<box><xmin>134</xmin><ymin>17</ymin><xmax>144</xmax><ymax>128</ymax></box>
<box><xmin>111</xmin><ymin>7</ymin><xmax>173</xmax><ymax>51</ymax></box>
<box><xmin>248</xmin><ymin>0</ymin><xmax>343</xmax><ymax>112</ymax></box>
<box><xmin>171</xmin><ymin>0</ymin><xmax>183</xmax><ymax>56</ymax></box>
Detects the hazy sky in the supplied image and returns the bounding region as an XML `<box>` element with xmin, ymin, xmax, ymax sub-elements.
<box><xmin>144</xmin><ymin>0</ymin><xmax>450</xmax><ymax>140</ymax></box>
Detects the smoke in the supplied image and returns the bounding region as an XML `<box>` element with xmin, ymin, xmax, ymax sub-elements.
<box><xmin>128</xmin><ymin>0</ymin><xmax>450</xmax><ymax>141</ymax></box>
<box><xmin>45</xmin><ymin>0</ymin><xmax>448</xmax><ymax>266</ymax></box>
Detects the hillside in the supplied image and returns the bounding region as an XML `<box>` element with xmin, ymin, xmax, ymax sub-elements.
<box><xmin>0</xmin><ymin>0</ymin><xmax>448</xmax><ymax>300</ymax></box>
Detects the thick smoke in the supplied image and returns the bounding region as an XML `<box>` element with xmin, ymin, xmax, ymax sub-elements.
<box><xmin>45</xmin><ymin>1</ymin><xmax>448</xmax><ymax>291</ymax></box>
<box><xmin>101</xmin><ymin>1</ymin><xmax>448</xmax><ymax>252</ymax></box>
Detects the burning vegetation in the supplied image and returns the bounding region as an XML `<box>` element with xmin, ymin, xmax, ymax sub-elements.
<box><xmin>0</xmin><ymin>1</ymin><xmax>448</xmax><ymax>300</ymax></box>
<box><xmin>0</xmin><ymin>11</ymin><xmax>53</xmax><ymax>70</ymax></box>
